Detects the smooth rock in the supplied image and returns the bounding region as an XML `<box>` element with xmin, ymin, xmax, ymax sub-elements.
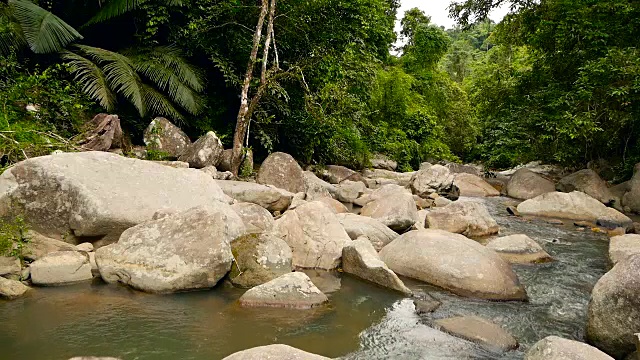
<box><xmin>0</xmin><ymin>276</ymin><xmax>29</xmax><ymax>299</ymax></box>
<box><xmin>415</xmin><ymin>209</ymin><xmax>429</xmax><ymax>230</ymax></box>
<box><xmin>96</xmin><ymin>205</ymin><xmax>244</xmax><ymax>293</ymax></box>
<box><xmin>23</xmin><ymin>231</ymin><xmax>76</xmax><ymax>261</ymax></box>
<box><xmin>337</xmin><ymin>213</ymin><xmax>398</xmax><ymax>251</ymax></box>
<box><xmin>336</xmin><ymin>180</ymin><xmax>367</xmax><ymax>203</ymax></box>
<box><xmin>505</xmin><ymin>168</ymin><xmax>556</xmax><ymax>200</ymax></box>
<box><xmin>609</xmin><ymin>234</ymin><xmax>640</xmax><ymax>266</ymax></box>
<box><xmin>76</xmin><ymin>243</ymin><xmax>94</xmax><ymax>252</ymax></box>
<box><xmin>360</xmin><ymin>185</ymin><xmax>418</xmax><ymax>232</ymax></box>
<box><xmin>319</xmin><ymin>165</ymin><xmax>363</xmax><ymax>184</ymax></box>
<box><xmin>435</xmin><ymin>316</ymin><xmax>518</xmax><ymax>351</ymax></box>
<box><xmin>257</xmin><ymin>152</ymin><xmax>305</xmax><ymax>193</ymax></box>
<box><xmin>454</xmin><ymin>173</ymin><xmax>500</xmax><ymax>197</ymax></box>
<box><xmin>486</xmin><ymin>234</ymin><xmax>553</xmax><ymax>264</ymax></box>
<box><xmin>178</xmin><ymin>131</ymin><xmax>224</xmax><ymax>168</ymax></box>
<box><xmin>525</xmin><ymin>336</ymin><xmax>614</xmax><ymax>360</ymax></box>
<box><xmin>143</xmin><ymin>117</ymin><xmax>191</xmax><ymax>158</ymax></box>
<box><xmin>0</xmin><ymin>256</ymin><xmax>20</xmax><ymax>277</ymax></box>
<box><xmin>303</xmin><ymin>171</ymin><xmax>337</xmax><ymax>200</ymax></box>
<box><xmin>379</xmin><ymin>230</ymin><xmax>526</xmax><ymax>300</ymax></box>
<box><xmin>434</xmin><ymin>197</ymin><xmax>452</xmax><ymax>207</ymax></box>
<box><xmin>370</xmin><ymin>154</ymin><xmax>398</xmax><ymax>171</ymax></box>
<box><xmin>238</xmin><ymin>272</ymin><xmax>328</xmax><ymax>309</ymax></box>
<box><xmin>426</xmin><ymin>201</ymin><xmax>499</xmax><ymax>237</ymax></box>
<box><xmin>216</xmin><ymin>180</ymin><xmax>293</xmax><ymax>212</ymax></box>
<box><xmin>229</xmin><ymin>233</ymin><xmax>293</xmax><ymax>288</ymax></box>
<box><xmin>557</xmin><ymin>169</ymin><xmax>616</xmax><ymax>205</ymax></box>
<box><xmin>272</xmin><ymin>201</ymin><xmax>351</xmax><ymax>269</ymax></box>
<box><xmin>222</xmin><ymin>344</ymin><xmax>330</xmax><ymax>360</ymax></box>
<box><xmin>410</xmin><ymin>164</ymin><xmax>455</xmax><ymax>198</ymax></box>
<box><xmin>316</xmin><ymin>197</ymin><xmax>349</xmax><ymax>214</ymax></box>
<box><xmin>231</xmin><ymin>202</ymin><xmax>275</xmax><ymax>233</ymax></box>
<box><xmin>342</xmin><ymin>238</ymin><xmax>411</xmax><ymax>294</ymax></box>
<box><xmin>30</xmin><ymin>251</ymin><xmax>92</xmax><ymax>286</ymax></box>
<box><xmin>362</xmin><ymin>169</ymin><xmax>415</xmax><ymax>186</ymax></box>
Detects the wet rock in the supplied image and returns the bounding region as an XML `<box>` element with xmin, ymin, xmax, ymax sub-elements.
<box><xmin>96</xmin><ymin>205</ymin><xmax>244</xmax><ymax>293</ymax></box>
<box><xmin>379</xmin><ymin>229</ymin><xmax>526</xmax><ymax>300</ymax></box>
<box><xmin>525</xmin><ymin>336</ymin><xmax>613</xmax><ymax>360</ymax></box>
<box><xmin>216</xmin><ymin>180</ymin><xmax>293</xmax><ymax>212</ymax></box>
<box><xmin>609</xmin><ymin>235</ymin><xmax>640</xmax><ymax>266</ymax></box>
<box><xmin>272</xmin><ymin>201</ymin><xmax>351</xmax><ymax>269</ymax></box>
<box><xmin>178</xmin><ymin>131</ymin><xmax>224</xmax><ymax>168</ymax></box>
<box><xmin>0</xmin><ymin>152</ymin><xmax>230</xmax><ymax>245</ymax></box>
<box><xmin>557</xmin><ymin>169</ymin><xmax>616</xmax><ymax>205</ymax></box>
<box><xmin>342</xmin><ymin>237</ymin><xmax>411</xmax><ymax>294</ymax></box>
<box><xmin>303</xmin><ymin>171</ymin><xmax>337</xmax><ymax>200</ymax></box>
<box><xmin>370</xmin><ymin>154</ymin><xmax>398</xmax><ymax>171</ymax></box>
<box><xmin>505</xmin><ymin>168</ymin><xmax>556</xmax><ymax>200</ymax></box>
<box><xmin>221</xmin><ymin>344</ymin><xmax>330</xmax><ymax>360</ymax></box>
<box><xmin>435</xmin><ymin>316</ymin><xmax>518</xmax><ymax>352</ymax></box>
<box><xmin>517</xmin><ymin>191</ymin><xmax>632</xmax><ymax>227</ymax></box>
<box><xmin>360</xmin><ymin>185</ymin><xmax>418</xmax><ymax>232</ymax></box>
<box><xmin>362</xmin><ymin>169</ymin><xmax>415</xmax><ymax>186</ymax></box>
<box><xmin>229</xmin><ymin>233</ymin><xmax>292</xmax><ymax>288</ymax></box>
<box><xmin>30</xmin><ymin>251</ymin><xmax>92</xmax><ymax>286</ymax></box>
<box><xmin>486</xmin><ymin>234</ymin><xmax>553</xmax><ymax>264</ymax></box>
<box><xmin>413</xmin><ymin>296</ymin><xmax>441</xmax><ymax>314</ymax></box>
<box><xmin>231</xmin><ymin>202</ymin><xmax>275</xmax><ymax>233</ymax></box>
<box><xmin>506</xmin><ymin>206</ymin><xmax>520</xmax><ymax>216</ymax></box>
<box><xmin>302</xmin><ymin>269</ymin><xmax>342</xmax><ymax>294</ymax></box>
<box><xmin>587</xmin><ymin>254</ymin><xmax>640</xmax><ymax>358</ymax></box>
<box><xmin>238</xmin><ymin>272</ymin><xmax>328</xmax><ymax>309</ymax></box>
<box><xmin>410</xmin><ymin>164</ymin><xmax>456</xmax><ymax>198</ymax></box>
<box><xmin>337</xmin><ymin>213</ymin><xmax>398</xmax><ymax>251</ymax></box>
<box><xmin>453</xmin><ymin>173</ymin><xmax>500</xmax><ymax>197</ymax></box>
<box><xmin>0</xmin><ymin>256</ymin><xmax>20</xmax><ymax>277</ymax></box>
<box><xmin>143</xmin><ymin>117</ymin><xmax>191</xmax><ymax>158</ymax></box>
<box><xmin>336</xmin><ymin>180</ymin><xmax>367</xmax><ymax>203</ymax></box>
<box><xmin>76</xmin><ymin>243</ymin><xmax>94</xmax><ymax>252</ymax></box>
<box><xmin>425</xmin><ymin>201</ymin><xmax>499</xmax><ymax>237</ymax></box>
<box><xmin>319</xmin><ymin>165</ymin><xmax>364</xmax><ymax>184</ymax></box>
<box><xmin>316</xmin><ymin>197</ymin><xmax>349</xmax><ymax>214</ymax></box>
<box><xmin>0</xmin><ymin>276</ymin><xmax>29</xmax><ymax>299</ymax></box>
<box><xmin>257</xmin><ymin>152</ymin><xmax>305</xmax><ymax>193</ymax></box>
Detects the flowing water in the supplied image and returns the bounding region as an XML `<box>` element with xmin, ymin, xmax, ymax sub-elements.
<box><xmin>0</xmin><ymin>197</ymin><xmax>610</xmax><ymax>359</ymax></box>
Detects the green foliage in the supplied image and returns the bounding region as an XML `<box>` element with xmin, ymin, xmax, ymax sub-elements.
<box><xmin>0</xmin><ymin>215</ymin><xmax>29</xmax><ymax>262</ymax></box>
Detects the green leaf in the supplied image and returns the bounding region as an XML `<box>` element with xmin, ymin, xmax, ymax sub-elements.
<box><xmin>86</xmin><ymin>0</ymin><xmax>184</xmax><ymax>26</ymax></box>
<box><xmin>62</xmin><ymin>50</ymin><xmax>117</xmax><ymax>111</ymax></box>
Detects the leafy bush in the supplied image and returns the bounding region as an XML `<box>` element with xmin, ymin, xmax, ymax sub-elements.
<box><xmin>0</xmin><ymin>215</ymin><xmax>29</xmax><ymax>261</ymax></box>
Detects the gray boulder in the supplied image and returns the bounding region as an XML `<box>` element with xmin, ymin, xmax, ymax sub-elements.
<box><xmin>557</xmin><ymin>169</ymin><xmax>616</xmax><ymax>205</ymax></box>
<box><xmin>505</xmin><ymin>168</ymin><xmax>556</xmax><ymax>200</ymax></box>
<box><xmin>143</xmin><ymin>117</ymin><xmax>191</xmax><ymax>158</ymax></box>
<box><xmin>319</xmin><ymin>165</ymin><xmax>363</xmax><ymax>184</ymax></box>
<box><xmin>30</xmin><ymin>251</ymin><xmax>93</xmax><ymax>286</ymax></box>
<box><xmin>231</xmin><ymin>202</ymin><xmax>275</xmax><ymax>233</ymax></box>
<box><xmin>303</xmin><ymin>171</ymin><xmax>337</xmax><ymax>200</ymax></box>
<box><xmin>316</xmin><ymin>197</ymin><xmax>349</xmax><ymax>214</ymax></box>
<box><xmin>0</xmin><ymin>276</ymin><xmax>29</xmax><ymax>299</ymax></box>
<box><xmin>178</xmin><ymin>131</ymin><xmax>224</xmax><ymax>168</ymax></box>
<box><xmin>410</xmin><ymin>164</ymin><xmax>455</xmax><ymax>198</ymax></box>
<box><xmin>337</xmin><ymin>213</ymin><xmax>398</xmax><ymax>251</ymax></box>
<box><xmin>360</xmin><ymin>185</ymin><xmax>418</xmax><ymax>232</ymax></box>
<box><xmin>435</xmin><ymin>316</ymin><xmax>518</xmax><ymax>352</ymax></box>
<box><xmin>0</xmin><ymin>256</ymin><xmax>20</xmax><ymax>277</ymax></box>
<box><xmin>426</xmin><ymin>201</ymin><xmax>499</xmax><ymax>237</ymax></box>
<box><xmin>362</xmin><ymin>169</ymin><xmax>415</xmax><ymax>186</ymax></box>
<box><xmin>335</xmin><ymin>180</ymin><xmax>367</xmax><ymax>203</ymax></box>
<box><xmin>342</xmin><ymin>238</ymin><xmax>411</xmax><ymax>294</ymax></box>
<box><xmin>96</xmin><ymin>205</ymin><xmax>244</xmax><ymax>293</ymax></box>
<box><xmin>257</xmin><ymin>152</ymin><xmax>305</xmax><ymax>193</ymax></box>
<box><xmin>0</xmin><ymin>152</ymin><xmax>230</xmax><ymax>245</ymax></box>
<box><xmin>216</xmin><ymin>180</ymin><xmax>293</xmax><ymax>212</ymax></box>
<box><xmin>525</xmin><ymin>336</ymin><xmax>613</xmax><ymax>360</ymax></box>
<box><xmin>23</xmin><ymin>231</ymin><xmax>77</xmax><ymax>261</ymax></box>
<box><xmin>238</xmin><ymin>272</ymin><xmax>328</xmax><ymax>309</ymax></box>
<box><xmin>609</xmin><ymin>234</ymin><xmax>640</xmax><ymax>266</ymax></box>
<box><xmin>222</xmin><ymin>344</ymin><xmax>330</xmax><ymax>360</ymax></box>
<box><xmin>486</xmin><ymin>234</ymin><xmax>552</xmax><ymax>264</ymax></box>
<box><xmin>200</xmin><ymin>166</ymin><xmax>234</xmax><ymax>180</ymax></box>
<box><xmin>229</xmin><ymin>233</ymin><xmax>292</xmax><ymax>288</ymax></box>
<box><xmin>272</xmin><ymin>201</ymin><xmax>351</xmax><ymax>269</ymax></box>
<box><xmin>370</xmin><ymin>154</ymin><xmax>398</xmax><ymax>171</ymax></box>
<box><xmin>454</xmin><ymin>173</ymin><xmax>500</xmax><ymax>197</ymax></box>
<box><xmin>379</xmin><ymin>229</ymin><xmax>526</xmax><ymax>300</ymax></box>
<box><xmin>445</xmin><ymin>163</ymin><xmax>484</xmax><ymax>177</ymax></box>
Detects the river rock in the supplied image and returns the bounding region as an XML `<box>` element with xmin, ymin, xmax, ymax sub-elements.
<box><xmin>586</xmin><ymin>254</ymin><xmax>640</xmax><ymax>358</ymax></box>
<box><xmin>343</xmin><ymin>237</ymin><xmax>411</xmax><ymax>294</ymax></box>
<box><xmin>609</xmin><ymin>234</ymin><xmax>640</xmax><ymax>266</ymax></box>
<box><xmin>257</xmin><ymin>152</ymin><xmax>305</xmax><ymax>193</ymax></box>
<box><xmin>316</xmin><ymin>197</ymin><xmax>349</xmax><ymax>214</ymax></box>
<box><xmin>505</xmin><ymin>168</ymin><xmax>556</xmax><ymax>200</ymax></box>
<box><xmin>319</xmin><ymin>165</ymin><xmax>363</xmax><ymax>184</ymax></box>
<box><xmin>238</xmin><ymin>272</ymin><xmax>328</xmax><ymax>309</ymax></box>
<box><xmin>557</xmin><ymin>169</ymin><xmax>616</xmax><ymax>206</ymax></box>
<box><xmin>370</xmin><ymin>154</ymin><xmax>398</xmax><ymax>171</ymax></box>
<box><xmin>143</xmin><ymin>117</ymin><xmax>191</xmax><ymax>158</ymax></box>
<box><xmin>486</xmin><ymin>234</ymin><xmax>553</xmax><ymax>264</ymax></box>
<box><xmin>177</xmin><ymin>131</ymin><xmax>224</xmax><ymax>168</ymax></box>
<box><xmin>425</xmin><ymin>201</ymin><xmax>499</xmax><ymax>237</ymax></box>
<box><xmin>216</xmin><ymin>180</ymin><xmax>293</xmax><ymax>212</ymax></box>
<box><xmin>379</xmin><ymin>229</ymin><xmax>526</xmax><ymax>300</ymax></box>
<box><xmin>525</xmin><ymin>336</ymin><xmax>614</xmax><ymax>360</ymax></box>
<box><xmin>303</xmin><ymin>171</ymin><xmax>337</xmax><ymax>200</ymax></box>
<box><xmin>517</xmin><ymin>191</ymin><xmax>632</xmax><ymax>227</ymax></box>
<box><xmin>360</xmin><ymin>185</ymin><xmax>418</xmax><ymax>232</ymax></box>
<box><xmin>337</xmin><ymin>213</ymin><xmax>398</xmax><ymax>251</ymax></box>
<box><xmin>362</xmin><ymin>169</ymin><xmax>415</xmax><ymax>186</ymax></box>
<box><xmin>0</xmin><ymin>152</ymin><xmax>231</xmax><ymax>245</ymax></box>
<box><xmin>0</xmin><ymin>256</ymin><xmax>20</xmax><ymax>277</ymax></box>
<box><xmin>23</xmin><ymin>231</ymin><xmax>76</xmax><ymax>261</ymax></box>
<box><xmin>30</xmin><ymin>251</ymin><xmax>93</xmax><ymax>286</ymax></box>
<box><xmin>96</xmin><ymin>205</ymin><xmax>244</xmax><ymax>293</ymax></box>
<box><xmin>222</xmin><ymin>344</ymin><xmax>330</xmax><ymax>360</ymax></box>
<box><xmin>454</xmin><ymin>173</ymin><xmax>500</xmax><ymax>197</ymax></box>
<box><xmin>435</xmin><ymin>316</ymin><xmax>518</xmax><ymax>351</ymax></box>
<box><xmin>231</xmin><ymin>202</ymin><xmax>274</xmax><ymax>233</ymax></box>
<box><xmin>0</xmin><ymin>276</ymin><xmax>29</xmax><ymax>299</ymax></box>
<box><xmin>336</xmin><ymin>180</ymin><xmax>367</xmax><ymax>203</ymax></box>
<box><xmin>272</xmin><ymin>201</ymin><xmax>351</xmax><ymax>269</ymax></box>
<box><xmin>410</xmin><ymin>165</ymin><xmax>455</xmax><ymax>198</ymax></box>
<box><xmin>229</xmin><ymin>233</ymin><xmax>293</xmax><ymax>288</ymax></box>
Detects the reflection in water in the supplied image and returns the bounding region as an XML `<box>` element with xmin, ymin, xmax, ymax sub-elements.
<box><xmin>0</xmin><ymin>197</ymin><xmax>609</xmax><ymax>360</ymax></box>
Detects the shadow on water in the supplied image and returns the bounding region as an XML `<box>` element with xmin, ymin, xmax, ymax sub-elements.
<box><xmin>0</xmin><ymin>197</ymin><xmax>610</xmax><ymax>359</ymax></box>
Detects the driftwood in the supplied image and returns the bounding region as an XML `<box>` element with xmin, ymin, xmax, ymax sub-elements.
<box><xmin>76</xmin><ymin>114</ymin><xmax>124</xmax><ymax>151</ymax></box>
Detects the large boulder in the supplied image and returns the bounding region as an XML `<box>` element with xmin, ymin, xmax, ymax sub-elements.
<box><xmin>303</xmin><ymin>171</ymin><xmax>337</xmax><ymax>200</ymax></box>
<box><xmin>319</xmin><ymin>165</ymin><xmax>363</xmax><ymax>184</ymax></box>
<box><xmin>335</xmin><ymin>180</ymin><xmax>366</xmax><ymax>203</ymax></box>
<box><xmin>216</xmin><ymin>180</ymin><xmax>293</xmax><ymax>212</ymax></box>
<box><xmin>96</xmin><ymin>205</ymin><xmax>244</xmax><ymax>293</ymax></box>
<box><xmin>586</xmin><ymin>254</ymin><xmax>640</xmax><ymax>358</ymax></box>
<box><xmin>379</xmin><ymin>229</ymin><xmax>526</xmax><ymax>300</ymax></box>
<box><xmin>30</xmin><ymin>251</ymin><xmax>93</xmax><ymax>286</ymax></box>
<box><xmin>178</xmin><ymin>131</ymin><xmax>224</xmax><ymax>168</ymax></box>
<box><xmin>257</xmin><ymin>152</ymin><xmax>305</xmax><ymax>193</ymax></box>
<box><xmin>143</xmin><ymin>117</ymin><xmax>191</xmax><ymax>158</ymax></box>
<box><xmin>505</xmin><ymin>168</ymin><xmax>556</xmax><ymax>200</ymax></box>
<box><xmin>342</xmin><ymin>238</ymin><xmax>411</xmax><ymax>294</ymax></box>
<box><xmin>410</xmin><ymin>165</ymin><xmax>456</xmax><ymax>198</ymax></box>
<box><xmin>23</xmin><ymin>231</ymin><xmax>76</xmax><ymax>261</ymax></box>
<box><xmin>609</xmin><ymin>234</ymin><xmax>640</xmax><ymax>266</ymax></box>
<box><xmin>231</xmin><ymin>202</ymin><xmax>274</xmax><ymax>233</ymax></box>
<box><xmin>557</xmin><ymin>169</ymin><xmax>616</xmax><ymax>205</ymax></box>
<box><xmin>362</xmin><ymin>169</ymin><xmax>415</xmax><ymax>186</ymax></box>
<box><xmin>486</xmin><ymin>234</ymin><xmax>552</xmax><ymax>264</ymax></box>
<box><xmin>222</xmin><ymin>344</ymin><xmax>330</xmax><ymax>360</ymax></box>
<box><xmin>238</xmin><ymin>272</ymin><xmax>328</xmax><ymax>309</ymax></box>
<box><xmin>425</xmin><ymin>201</ymin><xmax>499</xmax><ymax>237</ymax></box>
<box><xmin>360</xmin><ymin>185</ymin><xmax>418</xmax><ymax>232</ymax></box>
<box><xmin>0</xmin><ymin>152</ymin><xmax>230</xmax><ymax>245</ymax></box>
<box><xmin>453</xmin><ymin>173</ymin><xmax>500</xmax><ymax>197</ymax></box>
<box><xmin>229</xmin><ymin>233</ymin><xmax>292</xmax><ymax>288</ymax></box>
<box><xmin>272</xmin><ymin>201</ymin><xmax>351</xmax><ymax>269</ymax></box>
<box><xmin>0</xmin><ymin>276</ymin><xmax>29</xmax><ymax>299</ymax></box>
<box><xmin>517</xmin><ymin>191</ymin><xmax>632</xmax><ymax>228</ymax></box>
<box><xmin>435</xmin><ymin>316</ymin><xmax>518</xmax><ymax>352</ymax></box>
<box><xmin>370</xmin><ymin>154</ymin><xmax>398</xmax><ymax>171</ymax></box>
<box><xmin>316</xmin><ymin>197</ymin><xmax>349</xmax><ymax>214</ymax></box>
<box><xmin>525</xmin><ymin>336</ymin><xmax>614</xmax><ymax>360</ymax></box>
<box><xmin>336</xmin><ymin>213</ymin><xmax>398</xmax><ymax>251</ymax></box>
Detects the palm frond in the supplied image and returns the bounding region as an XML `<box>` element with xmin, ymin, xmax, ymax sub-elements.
<box><xmin>86</xmin><ymin>0</ymin><xmax>184</xmax><ymax>25</ymax></box>
<box><xmin>146</xmin><ymin>46</ymin><xmax>204</xmax><ymax>92</ymax></box>
<box><xmin>141</xmin><ymin>83</ymin><xmax>184</xmax><ymax>121</ymax></box>
<box><xmin>0</xmin><ymin>5</ymin><xmax>27</xmax><ymax>55</ymax></box>
<box><xmin>9</xmin><ymin>0</ymin><xmax>82</xmax><ymax>54</ymax></box>
<box><xmin>62</xmin><ymin>50</ymin><xmax>117</xmax><ymax>111</ymax></box>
